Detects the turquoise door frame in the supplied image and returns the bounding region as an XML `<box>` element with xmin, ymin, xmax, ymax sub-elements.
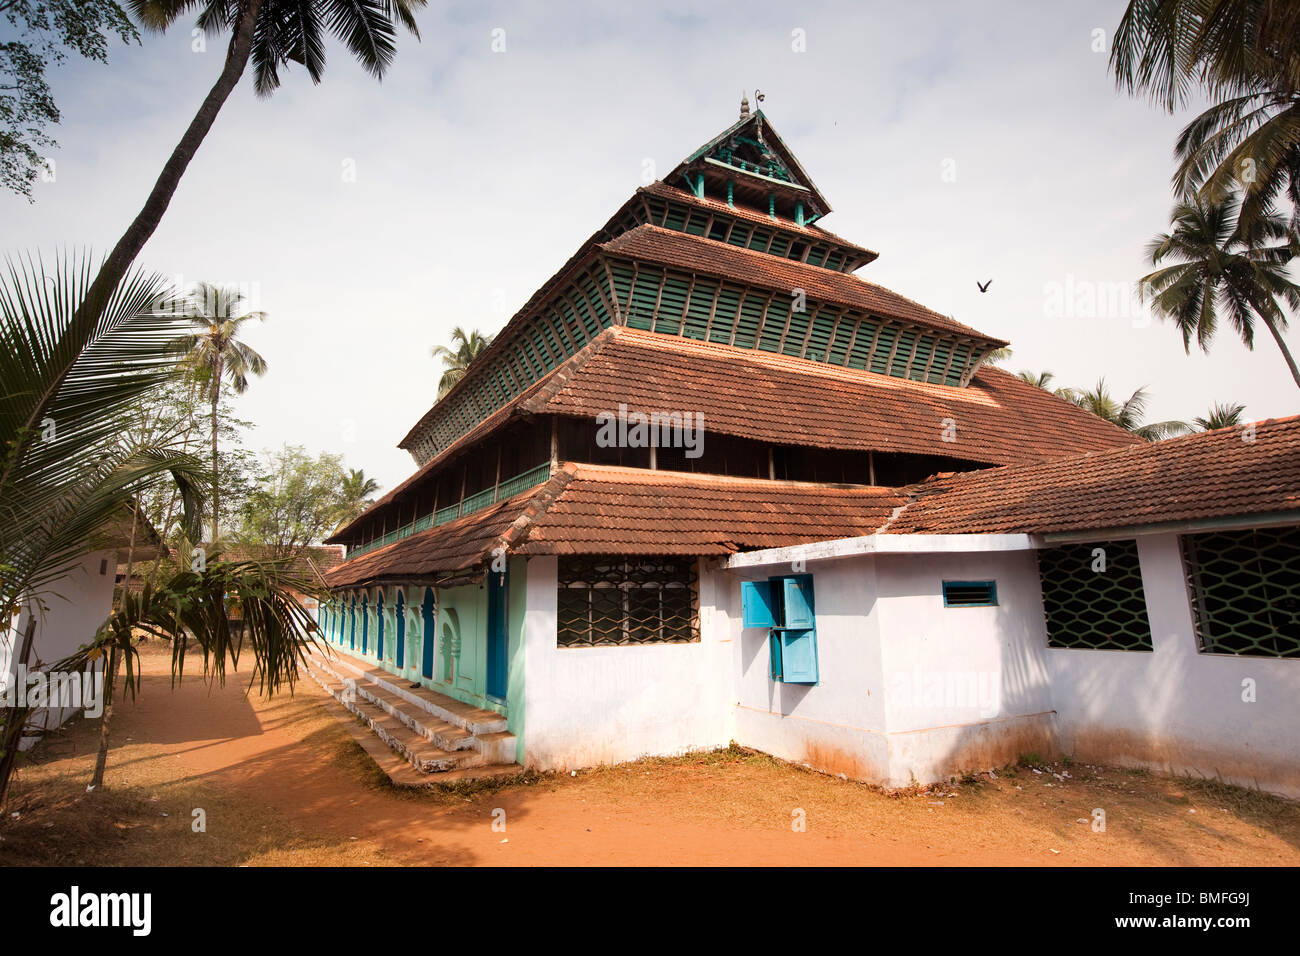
<box><xmin>376</xmin><ymin>591</ymin><xmax>385</xmax><ymax>661</ymax></box>
<box><xmin>349</xmin><ymin>595</ymin><xmax>356</xmax><ymax>650</ymax></box>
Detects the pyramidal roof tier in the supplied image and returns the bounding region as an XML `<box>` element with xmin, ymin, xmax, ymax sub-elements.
<box><xmin>667</xmin><ymin>107</ymin><xmax>832</xmax><ymax>225</ymax></box>
<box><xmin>404</xmin><ymin>110</ymin><xmax>1008</xmax><ymax>466</ymax></box>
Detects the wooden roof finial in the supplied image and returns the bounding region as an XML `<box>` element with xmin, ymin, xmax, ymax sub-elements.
<box><xmin>739</xmin><ymin>91</ymin><xmax>750</xmax><ymax>120</ymax></box>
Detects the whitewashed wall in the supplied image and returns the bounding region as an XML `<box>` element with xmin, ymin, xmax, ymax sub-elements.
<box><xmin>520</xmin><ymin>556</ymin><xmax>734</xmax><ymax>769</ymax></box>
<box><xmin>725</xmin><ymin>550</ymin><xmax>1056</xmax><ymax>786</ymax></box>
<box><xmin>728</xmin><ymin>557</ymin><xmax>893</xmax><ymax>781</ymax></box>
<box><xmin>872</xmin><ymin>551</ymin><xmax>1058</xmax><ymax>785</ymax></box>
<box><xmin>513</xmin><ymin>531</ymin><xmax>1300</xmax><ymax>796</ymax></box>
<box><xmin>1048</xmin><ymin>532</ymin><xmax>1300</xmax><ymax>798</ymax></box>
<box><xmin>2</xmin><ymin>549</ymin><xmax>115</xmax><ymax>739</ymax></box>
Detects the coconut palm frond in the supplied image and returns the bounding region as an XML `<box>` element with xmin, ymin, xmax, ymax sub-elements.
<box><xmin>0</xmin><ymin>252</ymin><xmax>208</xmax><ymax>616</ymax></box>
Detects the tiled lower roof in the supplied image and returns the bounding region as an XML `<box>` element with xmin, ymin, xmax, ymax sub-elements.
<box><xmin>884</xmin><ymin>416</ymin><xmax>1300</xmax><ymax>535</ymax></box>
<box><xmin>522</xmin><ymin>327</ymin><xmax>1139</xmax><ymax>465</ymax></box>
<box><xmin>324</xmin><ymin>463</ymin><xmax>905</xmax><ymax>588</ymax></box>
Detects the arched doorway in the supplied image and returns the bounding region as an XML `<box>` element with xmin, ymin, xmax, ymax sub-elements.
<box><xmin>395</xmin><ymin>589</ymin><xmax>406</xmax><ymax>670</ymax></box>
<box><xmin>360</xmin><ymin>592</ymin><xmax>369</xmax><ymax>654</ymax></box>
<box><xmin>349</xmin><ymin>593</ymin><xmax>357</xmax><ymax>650</ymax></box>
<box><xmin>420</xmin><ymin>587</ymin><xmax>435</xmax><ymax>680</ymax></box>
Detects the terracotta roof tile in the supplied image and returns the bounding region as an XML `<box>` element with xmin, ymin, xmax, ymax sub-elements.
<box><xmin>324</xmin><ymin>463</ymin><xmax>905</xmax><ymax>587</ymax></box>
<box><xmin>523</xmin><ymin>327</ymin><xmax>1138</xmax><ymax>466</ymax></box>
<box><xmin>516</xmin><ymin>463</ymin><xmax>903</xmax><ymax>555</ymax></box>
<box><xmin>600</xmin><ymin>225</ymin><xmax>1002</xmax><ymax>344</ymax></box>
<box><xmin>884</xmin><ymin>416</ymin><xmax>1300</xmax><ymax>535</ymax></box>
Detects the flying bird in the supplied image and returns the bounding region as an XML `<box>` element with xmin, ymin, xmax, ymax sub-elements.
<box><xmin>977</xmin><ymin>279</ymin><xmax>992</xmax><ymax>293</ymax></box>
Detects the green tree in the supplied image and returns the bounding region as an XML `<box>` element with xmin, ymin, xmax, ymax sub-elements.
<box><xmin>175</xmin><ymin>282</ymin><xmax>267</xmax><ymax>542</ymax></box>
<box><xmin>127</xmin><ymin>373</ymin><xmax>257</xmax><ymax>550</ymax></box>
<box><xmin>71</xmin><ymin>0</ymin><xmax>424</xmax><ymax>383</ymax></box>
<box><xmin>1141</xmin><ymin>196</ymin><xmax>1300</xmax><ymax>388</ymax></box>
<box><xmin>1194</xmin><ymin>400</ymin><xmax>1248</xmax><ymax>429</ymax></box>
<box><xmin>1067</xmin><ymin>378</ymin><xmax>1191</xmax><ymax>440</ymax></box>
<box><xmin>1110</xmin><ymin>0</ymin><xmax>1300</xmax><ymax>230</ymax></box>
<box><xmin>238</xmin><ymin>444</ymin><xmax>349</xmax><ymax>559</ymax></box>
<box><xmin>0</xmin><ymin>0</ymin><xmax>138</xmax><ymax>199</ymax></box>
<box><xmin>432</xmin><ymin>326</ymin><xmax>494</xmax><ymax>397</ymax></box>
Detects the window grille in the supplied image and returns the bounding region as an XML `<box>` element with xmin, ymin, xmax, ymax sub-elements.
<box><xmin>1183</xmin><ymin>527</ymin><xmax>1300</xmax><ymax>658</ymax></box>
<box><xmin>1037</xmin><ymin>540</ymin><xmax>1153</xmax><ymax>650</ymax></box>
<box><xmin>557</xmin><ymin>556</ymin><xmax>699</xmax><ymax>647</ymax></box>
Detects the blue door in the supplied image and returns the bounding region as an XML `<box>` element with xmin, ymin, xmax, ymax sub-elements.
<box><xmin>395</xmin><ymin>591</ymin><xmax>406</xmax><ymax>669</ymax></box>
<box><xmin>361</xmin><ymin>594</ymin><xmax>368</xmax><ymax>654</ymax></box>
<box><xmin>420</xmin><ymin>587</ymin><xmax>436</xmax><ymax>680</ymax></box>
<box><xmin>349</xmin><ymin>596</ymin><xmax>357</xmax><ymax>650</ymax></box>
<box><xmin>486</xmin><ymin>569</ymin><xmax>508</xmax><ymax>701</ymax></box>
<box><xmin>376</xmin><ymin>591</ymin><xmax>385</xmax><ymax>661</ymax></box>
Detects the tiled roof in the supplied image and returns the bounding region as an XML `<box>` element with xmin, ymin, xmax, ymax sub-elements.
<box><xmin>328</xmin><ymin>326</ymin><xmax>1138</xmax><ymax>545</ymax></box>
<box><xmin>635</xmin><ymin>182</ymin><xmax>878</xmax><ymax>265</ymax></box>
<box><xmin>324</xmin><ymin>463</ymin><xmax>905</xmax><ymax>588</ymax></box>
<box><xmin>513</xmin><ymin>463</ymin><xmax>903</xmax><ymax>556</ymax></box>
<box><xmin>521</xmin><ymin>327</ymin><xmax>1138</xmax><ymax>466</ymax></box>
<box><xmin>884</xmin><ymin>416</ymin><xmax>1300</xmax><ymax>535</ymax></box>
<box><xmin>600</xmin><ymin>225</ymin><xmax>1002</xmax><ymax>344</ymax></box>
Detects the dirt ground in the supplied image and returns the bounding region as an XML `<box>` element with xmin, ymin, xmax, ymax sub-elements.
<box><xmin>3</xmin><ymin>642</ymin><xmax>1299</xmax><ymax>866</ymax></box>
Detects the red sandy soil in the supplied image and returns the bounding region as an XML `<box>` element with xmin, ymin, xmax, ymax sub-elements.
<box><xmin>3</xmin><ymin>643</ymin><xmax>1299</xmax><ymax>866</ymax></box>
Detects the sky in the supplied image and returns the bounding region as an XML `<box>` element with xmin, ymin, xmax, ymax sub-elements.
<box><xmin>3</xmin><ymin>0</ymin><xmax>1298</xmax><ymax>494</ymax></box>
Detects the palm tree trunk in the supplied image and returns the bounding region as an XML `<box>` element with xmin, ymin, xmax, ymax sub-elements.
<box><xmin>210</xmin><ymin>361</ymin><xmax>221</xmax><ymax>544</ymax></box>
<box><xmin>1261</xmin><ymin>313</ymin><xmax>1300</xmax><ymax>390</ymax></box>
<box><xmin>91</xmin><ymin>502</ymin><xmax>139</xmax><ymax>791</ymax></box>
<box><xmin>0</xmin><ymin>619</ymin><xmax>38</xmax><ymax>807</ymax></box>
<box><xmin>89</xmin><ymin>647</ymin><xmax>119</xmax><ymax>791</ymax></box>
<box><xmin>75</xmin><ymin>0</ymin><xmax>263</xmax><ymax>333</ymax></box>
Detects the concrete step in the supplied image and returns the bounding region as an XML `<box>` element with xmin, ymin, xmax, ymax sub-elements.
<box><xmin>316</xmin><ymin>648</ymin><xmax>508</xmax><ymax>736</ymax></box>
<box><xmin>305</xmin><ymin>660</ymin><xmax>480</xmax><ymax>773</ymax></box>
<box><xmin>304</xmin><ymin>652</ymin><xmax>518</xmax><ymax>774</ymax></box>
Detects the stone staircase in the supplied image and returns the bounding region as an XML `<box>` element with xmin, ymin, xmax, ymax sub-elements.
<box><xmin>304</xmin><ymin>647</ymin><xmax>519</xmax><ymax>783</ymax></box>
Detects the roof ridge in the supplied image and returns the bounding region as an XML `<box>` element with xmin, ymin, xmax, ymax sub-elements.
<box><xmin>494</xmin><ymin>465</ymin><xmax>577</xmax><ymax>555</ymax></box>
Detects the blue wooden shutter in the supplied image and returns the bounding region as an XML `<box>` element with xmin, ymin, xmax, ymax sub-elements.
<box><xmin>776</xmin><ymin>629</ymin><xmax>819</xmax><ymax>683</ymax></box>
<box><xmin>782</xmin><ymin>575</ymin><xmax>815</xmax><ymax>628</ymax></box>
<box><xmin>742</xmin><ymin>580</ymin><xmax>777</xmax><ymax>628</ymax></box>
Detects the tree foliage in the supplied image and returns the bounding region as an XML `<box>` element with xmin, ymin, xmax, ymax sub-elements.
<box><xmin>0</xmin><ymin>0</ymin><xmax>138</xmax><ymax>199</ymax></box>
<box><xmin>432</xmin><ymin>326</ymin><xmax>494</xmax><ymax>397</ymax></box>
<box><xmin>238</xmin><ymin>444</ymin><xmax>351</xmax><ymax>558</ymax></box>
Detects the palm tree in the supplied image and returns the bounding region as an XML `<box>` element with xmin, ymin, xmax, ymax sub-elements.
<box><xmin>72</xmin><ymin>0</ymin><xmax>424</xmax><ymax>371</ymax></box>
<box><xmin>1068</xmin><ymin>378</ymin><xmax>1192</xmax><ymax>441</ymax></box>
<box><xmin>1110</xmin><ymin>0</ymin><xmax>1300</xmax><ymax>230</ymax></box>
<box><xmin>336</xmin><ymin>468</ymin><xmax>380</xmax><ymax>529</ymax></box>
<box><xmin>432</xmin><ymin>326</ymin><xmax>494</xmax><ymax>397</ymax></box>
<box><xmin>1194</xmin><ymin>400</ymin><xmax>1248</xmax><ymax>429</ymax></box>
<box><xmin>177</xmin><ymin>282</ymin><xmax>267</xmax><ymax>542</ymax></box>
<box><xmin>0</xmin><ymin>254</ymin><xmax>207</xmax><ymax>801</ymax></box>
<box><xmin>1141</xmin><ymin>196</ymin><xmax>1300</xmax><ymax>388</ymax></box>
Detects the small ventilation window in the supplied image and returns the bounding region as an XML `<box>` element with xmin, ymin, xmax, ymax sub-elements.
<box><xmin>942</xmin><ymin>581</ymin><xmax>998</xmax><ymax>608</ymax></box>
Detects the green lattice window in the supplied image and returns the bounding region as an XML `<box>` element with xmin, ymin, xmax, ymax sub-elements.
<box><xmin>1183</xmin><ymin>526</ymin><xmax>1300</xmax><ymax>658</ymax></box>
<box><xmin>1037</xmin><ymin>540</ymin><xmax>1153</xmax><ymax>650</ymax></box>
<box><xmin>557</xmin><ymin>556</ymin><xmax>698</xmax><ymax>647</ymax></box>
